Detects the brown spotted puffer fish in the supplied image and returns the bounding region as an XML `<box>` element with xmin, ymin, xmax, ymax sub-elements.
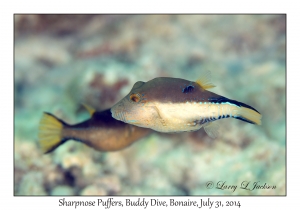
<box><xmin>111</xmin><ymin>72</ymin><xmax>261</xmax><ymax>138</ymax></box>
<box><xmin>38</xmin><ymin>105</ymin><xmax>151</xmax><ymax>154</ymax></box>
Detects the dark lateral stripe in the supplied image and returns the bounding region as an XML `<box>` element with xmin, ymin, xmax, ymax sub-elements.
<box><xmin>233</xmin><ymin>116</ymin><xmax>255</xmax><ymax>124</ymax></box>
<box><xmin>209</xmin><ymin>97</ymin><xmax>260</xmax><ymax>114</ymax></box>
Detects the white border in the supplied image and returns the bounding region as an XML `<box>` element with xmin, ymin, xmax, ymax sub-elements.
<box><xmin>3</xmin><ymin>0</ymin><xmax>296</xmax><ymax>209</ymax></box>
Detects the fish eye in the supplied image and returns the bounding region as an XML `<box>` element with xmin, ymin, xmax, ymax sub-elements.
<box><xmin>130</xmin><ymin>93</ymin><xmax>141</xmax><ymax>103</ymax></box>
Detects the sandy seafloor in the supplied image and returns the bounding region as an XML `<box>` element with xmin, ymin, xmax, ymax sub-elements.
<box><xmin>14</xmin><ymin>15</ymin><xmax>286</xmax><ymax>196</ymax></box>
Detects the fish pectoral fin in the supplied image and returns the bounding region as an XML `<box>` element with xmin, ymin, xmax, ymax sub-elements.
<box><xmin>195</xmin><ymin>71</ymin><xmax>216</xmax><ymax>90</ymax></box>
<box><xmin>82</xmin><ymin>103</ymin><xmax>96</xmax><ymax>116</ymax></box>
<box><xmin>152</xmin><ymin>106</ymin><xmax>167</xmax><ymax>127</ymax></box>
<box><xmin>203</xmin><ymin>122</ymin><xmax>220</xmax><ymax>138</ymax></box>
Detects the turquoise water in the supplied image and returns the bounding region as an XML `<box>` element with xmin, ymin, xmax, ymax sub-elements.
<box><xmin>14</xmin><ymin>15</ymin><xmax>286</xmax><ymax>195</ymax></box>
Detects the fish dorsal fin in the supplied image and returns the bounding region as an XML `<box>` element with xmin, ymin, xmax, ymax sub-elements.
<box><xmin>195</xmin><ymin>71</ymin><xmax>216</xmax><ymax>90</ymax></box>
<box><xmin>82</xmin><ymin>103</ymin><xmax>96</xmax><ymax>116</ymax></box>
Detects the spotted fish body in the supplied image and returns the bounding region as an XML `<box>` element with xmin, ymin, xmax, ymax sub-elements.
<box><xmin>111</xmin><ymin>73</ymin><xmax>261</xmax><ymax>138</ymax></box>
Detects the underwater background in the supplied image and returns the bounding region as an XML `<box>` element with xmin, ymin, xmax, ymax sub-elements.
<box><xmin>14</xmin><ymin>14</ymin><xmax>286</xmax><ymax>196</ymax></box>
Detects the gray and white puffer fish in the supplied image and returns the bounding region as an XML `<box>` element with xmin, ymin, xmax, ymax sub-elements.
<box><xmin>111</xmin><ymin>72</ymin><xmax>261</xmax><ymax>138</ymax></box>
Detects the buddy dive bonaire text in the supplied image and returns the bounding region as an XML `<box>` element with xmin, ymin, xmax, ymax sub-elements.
<box><xmin>59</xmin><ymin>198</ymin><xmax>241</xmax><ymax>209</ymax></box>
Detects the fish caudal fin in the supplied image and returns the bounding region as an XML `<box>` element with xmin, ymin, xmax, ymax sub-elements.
<box><xmin>38</xmin><ymin>112</ymin><xmax>68</xmax><ymax>154</ymax></box>
<box><xmin>236</xmin><ymin>107</ymin><xmax>262</xmax><ymax>125</ymax></box>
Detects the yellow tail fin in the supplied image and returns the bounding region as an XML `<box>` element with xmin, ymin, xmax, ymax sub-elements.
<box><xmin>237</xmin><ymin>107</ymin><xmax>262</xmax><ymax>125</ymax></box>
<box><xmin>38</xmin><ymin>112</ymin><xmax>65</xmax><ymax>154</ymax></box>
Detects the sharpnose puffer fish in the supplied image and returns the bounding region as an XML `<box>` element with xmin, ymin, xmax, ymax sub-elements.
<box><xmin>38</xmin><ymin>105</ymin><xmax>151</xmax><ymax>154</ymax></box>
<box><xmin>111</xmin><ymin>72</ymin><xmax>261</xmax><ymax>138</ymax></box>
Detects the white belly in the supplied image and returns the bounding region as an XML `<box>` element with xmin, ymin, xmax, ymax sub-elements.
<box><xmin>155</xmin><ymin>101</ymin><xmax>239</xmax><ymax>132</ymax></box>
